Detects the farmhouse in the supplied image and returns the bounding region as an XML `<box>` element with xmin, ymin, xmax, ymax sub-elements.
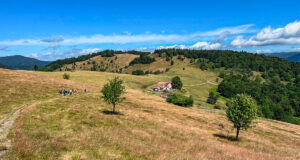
<box><xmin>153</xmin><ymin>81</ymin><xmax>172</xmax><ymax>92</ymax></box>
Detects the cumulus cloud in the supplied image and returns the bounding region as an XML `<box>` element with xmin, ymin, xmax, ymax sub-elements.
<box><xmin>231</xmin><ymin>21</ymin><xmax>300</xmax><ymax>48</ymax></box>
<box><xmin>190</xmin><ymin>42</ymin><xmax>222</xmax><ymax>49</ymax></box>
<box><xmin>31</xmin><ymin>48</ymin><xmax>102</xmax><ymax>61</ymax></box>
<box><xmin>255</xmin><ymin>49</ymin><xmax>273</xmax><ymax>54</ymax></box>
<box><xmin>0</xmin><ymin>24</ymin><xmax>254</xmax><ymax>46</ymax></box>
<box><xmin>137</xmin><ymin>41</ymin><xmax>222</xmax><ymax>52</ymax></box>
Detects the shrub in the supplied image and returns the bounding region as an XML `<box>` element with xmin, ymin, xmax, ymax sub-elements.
<box><xmin>171</xmin><ymin>60</ymin><xmax>174</xmax><ymax>65</ymax></box>
<box><xmin>214</xmin><ymin>104</ymin><xmax>222</xmax><ymax>109</ymax></box>
<box><xmin>63</xmin><ymin>73</ymin><xmax>70</xmax><ymax>80</ymax></box>
<box><xmin>171</xmin><ymin>76</ymin><xmax>183</xmax><ymax>90</ymax></box>
<box><xmin>153</xmin><ymin>70</ymin><xmax>162</xmax><ymax>75</ymax></box>
<box><xmin>132</xmin><ymin>70</ymin><xmax>145</xmax><ymax>75</ymax></box>
<box><xmin>207</xmin><ymin>91</ymin><xmax>219</xmax><ymax>104</ymax></box>
<box><xmin>167</xmin><ymin>93</ymin><xmax>194</xmax><ymax>107</ymax></box>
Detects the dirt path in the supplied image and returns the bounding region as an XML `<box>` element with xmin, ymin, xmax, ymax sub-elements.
<box><xmin>184</xmin><ymin>80</ymin><xmax>218</xmax><ymax>87</ymax></box>
<box><xmin>0</xmin><ymin>98</ymin><xmax>58</xmax><ymax>158</ymax></box>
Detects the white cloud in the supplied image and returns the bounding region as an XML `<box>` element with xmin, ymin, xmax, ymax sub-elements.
<box><xmin>293</xmin><ymin>48</ymin><xmax>300</xmax><ymax>51</ymax></box>
<box><xmin>137</xmin><ymin>41</ymin><xmax>222</xmax><ymax>52</ymax></box>
<box><xmin>255</xmin><ymin>49</ymin><xmax>273</xmax><ymax>54</ymax></box>
<box><xmin>0</xmin><ymin>24</ymin><xmax>254</xmax><ymax>46</ymax></box>
<box><xmin>31</xmin><ymin>48</ymin><xmax>102</xmax><ymax>61</ymax></box>
<box><xmin>190</xmin><ymin>42</ymin><xmax>221</xmax><ymax>49</ymax></box>
<box><xmin>231</xmin><ymin>21</ymin><xmax>300</xmax><ymax>48</ymax></box>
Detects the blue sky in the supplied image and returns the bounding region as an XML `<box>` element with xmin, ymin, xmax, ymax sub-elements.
<box><xmin>1</xmin><ymin>0</ymin><xmax>300</xmax><ymax>60</ymax></box>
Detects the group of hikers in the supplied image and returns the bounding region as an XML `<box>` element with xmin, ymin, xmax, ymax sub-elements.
<box><xmin>59</xmin><ymin>88</ymin><xmax>91</xmax><ymax>96</ymax></box>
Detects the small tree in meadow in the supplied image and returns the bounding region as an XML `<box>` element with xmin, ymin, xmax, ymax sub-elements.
<box><xmin>63</xmin><ymin>73</ymin><xmax>70</xmax><ymax>80</ymax></box>
<box><xmin>34</xmin><ymin>65</ymin><xmax>38</xmax><ymax>71</ymax></box>
<box><xmin>226</xmin><ymin>94</ymin><xmax>258</xmax><ymax>140</ymax></box>
<box><xmin>101</xmin><ymin>77</ymin><xmax>125</xmax><ymax>113</ymax></box>
<box><xmin>171</xmin><ymin>76</ymin><xmax>183</xmax><ymax>90</ymax></box>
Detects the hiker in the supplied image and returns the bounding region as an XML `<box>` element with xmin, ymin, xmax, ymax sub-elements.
<box><xmin>84</xmin><ymin>88</ymin><xmax>86</xmax><ymax>93</ymax></box>
<box><xmin>88</xmin><ymin>90</ymin><xmax>90</xmax><ymax>94</ymax></box>
<box><xmin>63</xmin><ymin>89</ymin><xmax>66</xmax><ymax>96</ymax></box>
<box><xmin>59</xmin><ymin>89</ymin><xmax>62</xmax><ymax>95</ymax></box>
<box><xmin>74</xmin><ymin>89</ymin><xmax>76</xmax><ymax>95</ymax></box>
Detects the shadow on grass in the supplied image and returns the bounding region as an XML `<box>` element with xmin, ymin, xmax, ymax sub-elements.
<box><xmin>213</xmin><ymin>133</ymin><xmax>238</xmax><ymax>141</ymax></box>
<box><xmin>101</xmin><ymin>110</ymin><xmax>123</xmax><ymax>115</ymax></box>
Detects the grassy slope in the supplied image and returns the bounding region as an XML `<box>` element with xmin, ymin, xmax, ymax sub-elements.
<box><xmin>0</xmin><ymin>69</ymin><xmax>96</xmax><ymax>119</ymax></box>
<box><xmin>1</xmin><ymin>69</ymin><xmax>300</xmax><ymax>159</ymax></box>
<box><xmin>62</xmin><ymin>54</ymin><xmax>139</xmax><ymax>72</ymax></box>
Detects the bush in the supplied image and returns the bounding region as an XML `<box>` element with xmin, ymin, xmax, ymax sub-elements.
<box><xmin>171</xmin><ymin>60</ymin><xmax>174</xmax><ymax>65</ymax></box>
<box><xmin>63</xmin><ymin>73</ymin><xmax>70</xmax><ymax>80</ymax></box>
<box><xmin>207</xmin><ymin>91</ymin><xmax>219</xmax><ymax>104</ymax></box>
<box><xmin>214</xmin><ymin>104</ymin><xmax>222</xmax><ymax>109</ymax></box>
<box><xmin>153</xmin><ymin>70</ymin><xmax>162</xmax><ymax>75</ymax></box>
<box><xmin>171</xmin><ymin>76</ymin><xmax>183</xmax><ymax>90</ymax></box>
<box><xmin>132</xmin><ymin>70</ymin><xmax>145</xmax><ymax>75</ymax></box>
<box><xmin>167</xmin><ymin>93</ymin><xmax>194</xmax><ymax>107</ymax></box>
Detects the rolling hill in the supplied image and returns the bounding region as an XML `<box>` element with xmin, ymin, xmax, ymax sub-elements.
<box><xmin>0</xmin><ymin>68</ymin><xmax>300</xmax><ymax>159</ymax></box>
<box><xmin>0</xmin><ymin>55</ymin><xmax>51</xmax><ymax>70</ymax></box>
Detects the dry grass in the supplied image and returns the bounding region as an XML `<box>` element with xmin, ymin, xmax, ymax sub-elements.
<box><xmin>2</xmin><ymin>69</ymin><xmax>300</xmax><ymax>160</ymax></box>
<box><xmin>62</xmin><ymin>54</ymin><xmax>139</xmax><ymax>72</ymax></box>
<box><xmin>6</xmin><ymin>89</ymin><xmax>300</xmax><ymax>160</ymax></box>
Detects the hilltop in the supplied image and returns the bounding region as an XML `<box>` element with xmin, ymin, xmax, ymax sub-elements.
<box><xmin>0</xmin><ymin>55</ymin><xmax>51</xmax><ymax>70</ymax></box>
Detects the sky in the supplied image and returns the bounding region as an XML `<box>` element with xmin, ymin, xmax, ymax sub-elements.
<box><xmin>1</xmin><ymin>0</ymin><xmax>300</xmax><ymax>61</ymax></box>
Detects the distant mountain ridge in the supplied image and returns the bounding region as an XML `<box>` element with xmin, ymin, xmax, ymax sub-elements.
<box><xmin>0</xmin><ymin>55</ymin><xmax>51</xmax><ymax>70</ymax></box>
<box><xmin>265</xmin><ymin>52</ymin><xmax>300</xmax><ymax>62</ymax></box>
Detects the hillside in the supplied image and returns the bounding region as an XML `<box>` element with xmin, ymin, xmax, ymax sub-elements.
<box><xmin>287</xmin><ymin>53</ymin><xmax>300</xmax><ymax>62</ymax></box>
<box><xmin>60</xmin><ymin>53</ymin><xmax>186</xmax><ymax>74</ymax></box>
<box><xmin>0</xmin><ymin>55</ymin><xmax>51</xmax><ymax>70</ymax></box>
<box><xmin>0</xmin><ymin>69</ymin><xmax>300</xmax><ymax>159</ymax></box>
<box><xmin>41</xmin><ymin>49</ymin><xmax>300</xmax><ymax>124</ymax></box>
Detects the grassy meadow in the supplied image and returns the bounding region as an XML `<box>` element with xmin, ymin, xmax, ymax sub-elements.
<box><xmin>1</xmin><ymin>67</ymin><xmax>300</xmax><ymax>159</ymax></box>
